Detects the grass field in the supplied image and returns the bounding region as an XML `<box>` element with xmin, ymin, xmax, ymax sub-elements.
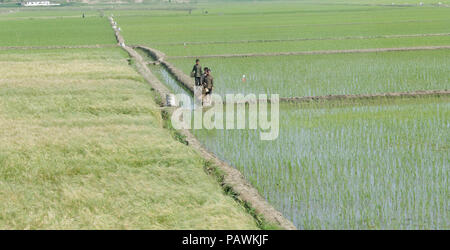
<box><xmin>0</xmin><ymin>48</ymin><xmax>258</xmax><ymax>229</ymax></box>
<box><xmin>0</xmin><ymin>14</ymin><xmax>114</xmax><ymax>46</ymax></box>
<box><xmin>192</xmin><ymin>96</ymin><xmax>449</xmax><ymax>229</ymax></box>
<box><xmin>170</xmin><ymin>50</ymin><xmax>450</xmax><ymax>97</ymax></box>
<box><xmin>113</xmin><ymin>1</ymin><xmax>449</xmax><ymax>229</ymax></box>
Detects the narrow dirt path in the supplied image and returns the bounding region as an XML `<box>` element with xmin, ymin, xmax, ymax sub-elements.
<box><xmin>156</xmin><ymin>33</ymin><xmax>450</xmax><ymax>46</ymax></box>
<box><xmin>109</xmin><ymin>18</ymin><xmax>297</xmax><ymax>230</ymax></box>
<box><xmin>166</xmin><ymin>45</ymin><xmax>450</xmax><ymax>59</ymax></box>
<box><xmin>109</xmin><ymin>17</ymin><xmax>171</xmax><ymax>102</ymax></box>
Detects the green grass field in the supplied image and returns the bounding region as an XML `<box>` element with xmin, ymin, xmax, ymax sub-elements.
<box><xmin>0</xmin><ymin>15</ymin><xmax>114</xmax><ymax>46</ymax></box>
<box><xmin>0</xmin><ymin>48</ymin><xmax>258</xmax><ymax>229</ymax></box>
<box><xmin>116</xmin><ymin>3</ymin><xmax>450</xmax><ymax>45</ymax></box>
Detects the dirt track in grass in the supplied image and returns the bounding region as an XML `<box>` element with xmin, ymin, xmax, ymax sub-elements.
<box><xmin>166</xmin><ymin>45</ymin><xmax>450</xmax><ymax>59</ymax></box>
<box><xmin>110</xmin><ymin>18</ymin><xmax>297</xmax><ymax>230</ymax></box>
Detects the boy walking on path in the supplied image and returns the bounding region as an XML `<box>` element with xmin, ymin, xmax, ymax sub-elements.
<box><xmin>191</xmin><ymin>59</ymin><xmax>203</xmax><ymax>86</ymax></box>
<box><xmin>191</xmin><ymin>59</ymin><xmax>203</xmax><ymax>102</ymax></box>
<box><xmin>202</xmin><ymin>68</ymin><xmax>214</xmax><ymax>106</ymax></box>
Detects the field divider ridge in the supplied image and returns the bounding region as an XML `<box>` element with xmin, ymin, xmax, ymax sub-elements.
<box><xmin>109</xmin><ymin>17</ymin><xmax>171</xmax><ymax>102</ymax></box>
<box><xmin>109</xmin><ymin>17</ymin><xmax>297</xmax><ymax>230</ymax></box>
<box><xmin>166</xmin><ymin>45</ymin><xmax>450</xmax><ymax>59</ymax></box>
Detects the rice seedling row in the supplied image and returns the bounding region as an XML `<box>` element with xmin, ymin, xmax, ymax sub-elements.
<box><xmin>192</xmin><ymin>96</ymin><xmax>450</xmax><ymax>229</ymax></box>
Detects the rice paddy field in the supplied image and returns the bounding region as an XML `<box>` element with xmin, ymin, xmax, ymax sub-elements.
<box><xmin>112</xmin><ymin>0</ymin><xmax>449</xmax><ymax>229</ymax></box>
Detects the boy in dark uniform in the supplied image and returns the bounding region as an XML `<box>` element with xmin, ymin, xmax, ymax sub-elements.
<box><xmin>202</xmin><ymin>68</ymin><xmax>214</xmax><ymax>106</ymax></box>
<box><xmin>191</xmin><ymin>59</ymin><xmax>203</xmax><ymax>86</ymax></box>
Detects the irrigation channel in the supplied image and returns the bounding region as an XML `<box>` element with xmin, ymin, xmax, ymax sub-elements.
<box><xmin>111</xmin><ymin>18</ymin><xmax>449</xmax><ymax>229</ymax></box>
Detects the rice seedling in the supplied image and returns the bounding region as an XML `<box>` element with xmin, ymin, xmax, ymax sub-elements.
<box><xmin>192</xmin><ymin>96</ymin><xmax>450</xmax><ymax>229</ymax></box>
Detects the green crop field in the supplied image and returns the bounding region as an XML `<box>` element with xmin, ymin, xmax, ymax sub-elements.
<box><xmin>170</xmin><ymin>50</ymin><xmax>450</xmax><ymax>97</ymax></box>
<box><xmin>192</xmin><ymin>96</ymin><xmax>449</xmax><ymax>229</ymax></box>
<box><xmin>0</xmin><ymin>47</ymin><xmax>258</xmax><ymax>229</ymax></box>
<box><xmin>0</xmin><ymin>14</ymin><xmax>115</xmax><ymax>47</ymax></box>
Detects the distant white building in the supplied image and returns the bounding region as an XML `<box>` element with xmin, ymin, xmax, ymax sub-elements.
<box><xmin>22</xmin><ymin>1</ymin><xmax>60</xmax><ymax>7</ymax></box>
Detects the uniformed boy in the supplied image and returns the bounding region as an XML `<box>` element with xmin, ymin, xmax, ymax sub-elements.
<box><xmin>191</xmin><ymin>59</ymin><xmax>203</xmax><ymax>86</ymax></box>
<box><xmin>202</xmin><ymin>68</ymin><xmax>214</xmax><ymax>106</ymax></box>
